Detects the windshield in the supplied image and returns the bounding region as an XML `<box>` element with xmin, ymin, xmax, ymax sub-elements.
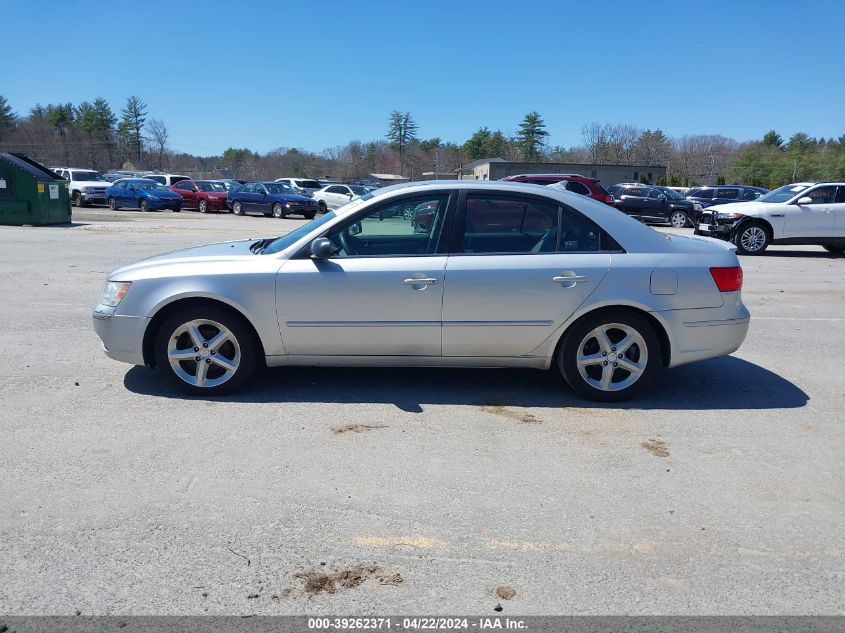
<box><xmin>656</xmin><ymin>187</ymin><xmax>684</xmax><ymax>200</ymax></box>
<box><xmin>295</xmin><ymin>179</ymin><xmax>322</xmax><ymax>189</ymax></box>
<box><xmin>72</xmin><ymin>170</ymin><xmax>107</xmax><ymax>182</ymax></box>
<box><xmin>138</xmin><ymin>181</ymin><xmax>169</xmax><ymax>191</ymax></box>
<box><xmin>197</xmin><ymin>181</ymin><xmax>228</xmax><ymax>192</ymax></box>
<box><xmin>265</xmin><ymin>183</ymin><xmax>299</xmax><ymax>195</ymax></box>
<box><xmin>756</xmin><ymin>184</ymin><xmax>809</xmax><ymax>203</ymax></box>
<box><xmin>349</xmin><ymin>185</ymin><xmax>369</xmax><ymax>196</ymax></box>
<box><xmin>262</xmin><ymin>212</ymin><xmax>337</xmax><ymax>255</ymax></box>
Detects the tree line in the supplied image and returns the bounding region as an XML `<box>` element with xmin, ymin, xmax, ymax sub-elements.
<box><xmin>0</xmin><ymin>95</ymin><xmax>842</xmax><ymax>187</ymax></box>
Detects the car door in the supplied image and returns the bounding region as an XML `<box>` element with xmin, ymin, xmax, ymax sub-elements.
<box><xmin>253</xmin><ymin>184</ymin><xmax>269</xmax><ymax>213</ymax></box>
<box><xmin>237</xmin><ymin>183</ymin><xmax>255</xmax><ymax>211</ymax></box>
<box><xmin>834</xmin><ymin>186</ymin><xmax>845</xmax><ymax>237</ymax></box>
<box><xmin>326</xmin><ymin>185</ymin><xmax>349</xmax><ymax>209</ymax></box>
<box><xmin>441</xmin><ymin>191</ymin><xmax>612</xmax><ymax>357</ymax></box>
<box><xmin>276</xmin><ymin>191</ymin><xmax>454</xmax><ymax>356</ymax></box>
<box><xmin>616</xmin><ymin>186</ymin><xmax>650</xmax><ymax>218</ymax></box>
<box><xmin>173</xmin><ymin>181</ymin><xmax>196</xmax><ymax>208</ymax></box>
<box><xmin>785</xmin><ymin>185</ymin><xmax>837</xmax><ymax>238</ymax></box>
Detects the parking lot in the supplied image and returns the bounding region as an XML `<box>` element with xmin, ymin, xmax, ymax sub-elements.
<box><xmin>0</xmin><ymin>207</ymin><xmax>843</xmax><ymax>615</ymax></box>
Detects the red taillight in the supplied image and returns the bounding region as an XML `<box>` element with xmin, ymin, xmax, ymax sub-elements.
<box><xmin>710</xmin><ymin>266</ymin><xmax>743</xmax><ymax>292</ymax></box>
<box><xmin>604</xmin><ymin>195</ymin><xmax>614</xmax><ymax>205</ymax></box>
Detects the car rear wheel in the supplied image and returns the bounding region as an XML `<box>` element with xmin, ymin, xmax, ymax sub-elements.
<box><xmin>232</xmin><ymin>201</ymin><xmax>243</xmax><ymax>216</ymax></box>
<box><xmin>154</xmin><ymin>306</ymin><xmax>259</xmax><ymax>396</ymax></box>
<box><xmin>734</xmin><ymin>222</ymin><xmax>769</xmax><ymax>255</ymax></box>
<box><xmin>199</xmin><ymin>200</ymin><xmax>208</xmax><ymax>213</ymax></box>
<box><xmin>108</xmin><ymin>197</ymin><xmax>119</xmax><ymax>211</ymax></box>
<box><xmin>139</xmin><ymin>199</ymin><xmax>149</xmax><ymax>212</ymax></box>
<box><xmin>558</xmin><ymin>309</ymin><xmax>661</xmax><ymax>402</ymax></box>
<box><xmin>272</xmin><ymin>202</ymin><xmax>286</xmax><ymax>218</ymax></box>
<box><xmin>669</xmin><ymin>210</ymin><xmax>689</xmax><ymax>229</ymax></box>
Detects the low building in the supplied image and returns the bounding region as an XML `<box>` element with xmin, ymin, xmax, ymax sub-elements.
<box><xmin>369</xmin><ymin>173</ymin><xmax>409</xmax><ymax>186</ymax></box>
<box><xmin>456</xmin><ymin>158</ymin><xmax>666</xmax><ymax>185</ymax></box>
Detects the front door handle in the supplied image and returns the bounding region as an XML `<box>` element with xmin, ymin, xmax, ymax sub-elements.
<box><xmin>404</xmin><ymin>277</ymin><xmax>438</xmax><ymax>285</ymax></box>
<box><xmin>553</xmin><ymin>273</ymin><xmax>588</xmax><ymax>284</ymax></box>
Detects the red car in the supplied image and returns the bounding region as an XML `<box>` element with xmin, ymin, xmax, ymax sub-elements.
<box><xmin>169</xmin><ymin>179</ymin><xmax>231</xmax><ymax>213</ymax></box>
<box><xmin>500</xmin><ymin>173</ymin><xmax>615</xmax><ymax>206</ymax></box>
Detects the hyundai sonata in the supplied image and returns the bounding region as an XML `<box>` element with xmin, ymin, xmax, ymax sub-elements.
<box><xmin>93</xmin><ymin>181</ymin><xmax>749</xmax><ymax>401</ymax></box>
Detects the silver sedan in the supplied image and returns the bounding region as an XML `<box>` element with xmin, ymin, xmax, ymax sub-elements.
<box><xmin>93</xmin><ymin>181</ymin><xmax>750</xmax><ymax>401</ymax></box>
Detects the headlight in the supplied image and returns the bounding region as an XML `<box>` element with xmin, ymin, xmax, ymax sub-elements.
<box><xmin>147</xmin><ymin>195</ymin><xmax>158</xmax><ymax>200</ymax></box>
<box><xmin>715</xmin><ymin>212</ymin><xmax>744</xmax><ymax>221</ymax></box>
<box><xmin>285</xmin><ymin>202</ymin><xmax>293</xmax><ymax>207</ymax></box>
<box><xmin>693</xmin><ymin>203</ymin><xmax>703</xmax><ymax>211</ymax></box>
<box><xmin>100</xmin><ymin>281</ymin><xmax>132</xmax><ymax>307</ymax></box>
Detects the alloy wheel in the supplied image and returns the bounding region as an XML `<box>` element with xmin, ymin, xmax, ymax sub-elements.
<box><xmin>670</xmin><ymin>211</ymin><xmax>688</xmax><ymax>228</ymax></box>
<box><xmin>576</xmin><ymin>323</ymin><xmax>648</xmax><ymax>392</ymax></box>
<box><xmin>167</xmin><ymin>319</ymin><xmax>241</xmax><ymax>388</ymax></box>
<box><xmin>740</xmin><ymin>226</ymin><xmax>766</xmax><ymax>252</ymax></box>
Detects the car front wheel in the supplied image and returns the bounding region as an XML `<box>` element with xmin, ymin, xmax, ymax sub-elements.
<box><xmin>734</xmin><ymin>222</ymin><xmax>770</xmax><ymax>255</ymax></box>
<box><xmin>669</xmin><ymin>210</ymin><xmax>689</xmax><ymax>228</ymax></box>
<box><xmin>317</xmin><ymin>200</ymin><xmax>327</xmax><ymax>213</ymax></box>
<box><xmin>108</xmin><ymin>197</ymin><xmax>119</xmax><ymax>210</ymax></box>
<box><xmin>139</xmin><ymin>199</ymin><xmax>149</xmax><ymax>212</ymax></box>
<box><xmin>232</xmin><ymin>201</ymin><xmax>243</xmax><ymax>216</ymax></box>
<box><xmin>272</xmin><ymin>202</ymin><xmax>286</xmax><ymax>218</ymax></box>
<box><xmin>199</xmin><ymin>200</ymin><xmax>208</xmax><ymax>213</ymax></box>
<box><xmin>558</xmin><ymin>309</ymin><xmax>661</xmax><ymax>402</ymax></box>
<box><xmin>154</xmin><ymin>306</ymin><xmax>259</xmax><ymax>396</ymax></box>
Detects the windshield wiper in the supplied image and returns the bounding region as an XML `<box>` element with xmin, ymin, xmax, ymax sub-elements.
<box><xmin>249</xmin><ymin>237</ymin><xmax>276</xmax><ymax>254</ymax></box>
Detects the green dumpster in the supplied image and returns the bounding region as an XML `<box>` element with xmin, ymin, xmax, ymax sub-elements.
<box><xmin>0</xmin><ymin>153</ymin><xmax>72</xmax><ymax>226</ymax></box>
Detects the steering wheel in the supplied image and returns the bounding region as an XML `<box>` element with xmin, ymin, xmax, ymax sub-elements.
<box><xmin>337</xmin><ymin>230</ymin><xmax>355</xmax><ymax>256</ymax></box>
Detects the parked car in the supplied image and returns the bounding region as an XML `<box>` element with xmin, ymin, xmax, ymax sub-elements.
<box><xmin>227</xmin><ymin>181</ymin><xmax>318</xmax><ymax>218</ymax></box>
<box><xmin>105</xmin><ymin>178</ymin><xmax>183</xmax><ymax>212</ymax></box>
<box><xmin>607</xmin><ymin>183</ymin><xmax>701</xmax><ymax>228</ymax></box>
<box><xmin>50</xmin><ymin>167</ymin><xmax>110</xmax><ymax>207</ymax></box>
<box><xmin>143</xmin><ymin>173</ymin><xmax>191</xmax><ymax>187</ymax></box>
<box><xmin>500</xmin><ymin>173</ymin><xmax>614</xmax><ymax>206</ymax></box>
<box><xmin>694</xmin><ymin>182</ymin><xmax>845</xmax><ymax>255</ymax></box>
<box><xmin>686</xmin><ymin>185</ymin><xmax>769</xmax><ymax>209</ymax></box>
<box><xmin>92</xmin><ymin>181</ymin><xmax>749</xmax><ymax>402</ymax></box>
<box><xmin>311</xmin><ymin>184</ymin><xmax>371</xmax><ymax>212</ymax></box>
<box><xmin>169</xmin><ymin>180</ymin><xmax>231</xmax><ymax>213</ymax></box>
<box><xmin>274</xmin><ymin>178</ymin><xmax>323</xmax><ymax>197</ymax></box>
<box><xmin>666</xmin><ymin>186</ymin><xmax>691</xmax><ymax>196</ymax></box>
<box><xmin>209</xmin><ymin>179</ymin><xmax>244</xmax><ymax>192</ymax></box>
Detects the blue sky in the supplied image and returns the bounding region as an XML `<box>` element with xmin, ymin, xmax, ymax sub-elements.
<box><xmin>2</xmin><ymin>0</ymin><xmax>843</xmax><ymax>156</ymax></box>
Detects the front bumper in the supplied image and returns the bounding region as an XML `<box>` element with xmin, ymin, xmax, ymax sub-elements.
<box><xmin>81</xmin><ymin>192</ymin><xmax>107</xmax><ymax>203</ymax></box>
<box><xmin>694</xmin><ymin>214</ymin><xmax>734</xmax><ymax>240</ymax></box>
<box><xmin>93</xmin><ymin>305</ymin><xmax>149</xmax><ymax>365</ymax></box>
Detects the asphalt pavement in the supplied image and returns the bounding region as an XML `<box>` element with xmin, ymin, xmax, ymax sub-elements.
<box><xmin>0</xmin><ymin>207</ymin><xmax>842</xmax><ymax>615</ymax></box>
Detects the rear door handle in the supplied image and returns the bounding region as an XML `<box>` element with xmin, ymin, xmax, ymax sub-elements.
<box><xmin>404</xmin><ymin>277</ymin><xmax>438</xmax><ymax>285</ymax></box>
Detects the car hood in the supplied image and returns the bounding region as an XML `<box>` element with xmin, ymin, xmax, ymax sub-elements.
<box><xmin>271</xmin><ymin>193</ymin><xmax>312</xmax><ymax>202</ymax></box>
<box><xmin>145</xmin><ymin>189</ymin><xmax>183</xmax><ymax>197</ymax></box>
<box><xmin>109</xmin><ymin>239</ymin><xmax>264</xmax><ymax>280</ymax></box>
<box><xmin>75</xmin><ymin>180</ymin><xmax>110</xmax><ymax>187</ymax></box>
<box><xmin>703</xmin><ymin>201</ymin><xmax>770</xmax><ymax>214</ymax></box>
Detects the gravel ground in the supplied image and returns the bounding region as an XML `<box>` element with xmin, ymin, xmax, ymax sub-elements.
<box><xmin>0</xmin><ymin>207</ymin><xmax>842</xmax><ymax>615</ymax></box>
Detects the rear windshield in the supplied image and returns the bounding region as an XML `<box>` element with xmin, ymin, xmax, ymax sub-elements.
<box><xmin>295</xmin><ymin>179</ymin><xmax>322</xmax><ymax>189</ymax></box>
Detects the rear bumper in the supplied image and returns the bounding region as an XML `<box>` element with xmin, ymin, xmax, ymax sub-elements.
<box><xmin>92</xmin><ymin>305</ymin><xmax>148</xmax><ymax>365</ymax></box>
<box><xmin>656</xmin><ymin>295</ymin><xmax>750</xmax><ymax>368</ymax></box>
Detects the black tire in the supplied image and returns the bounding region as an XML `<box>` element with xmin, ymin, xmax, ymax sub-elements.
<box><xmin>139</xmin><ymin>199</ymin><xmax>149</xmax><ymax>213</ymax></box>
<box><xmin>822</xmin><ymin>244</ymin><xmax>844</xmax><ymax>254</ymax></box>
<box><xmin>198</xmin><ymin>199</ymin><xmax>208</xmax><ymax>213</ymax></box>
<box><xmin>71</xmin><ymin>191</ymin><xmax>86</xmax><ymax>207</ymax></box>
<box><xmin>733</xmin><ymin>221</ymin><xmax>770</xmax><ymax>255</ymax></box>
<box><xmin>317</xmin><ymin>200</ymin><xmax>327</xmax><ymax>214</ymax></box>
<box><xmin>557</xmin><ymin>309</ymin><xmax>662</xmax><ymax>402</ymax></box>
<box><xmin>272</xmin><ymin>202</ymin><xmax>286</xmax><ymax>218</ymax></box>
<box><xmin>108</xmin><ymin>197</ymin><xmax>119</xmax><ymax>211</ymax></box>
<box><xmin>172</xmin><ymin>206</ymin><xmax>181</xmax><ymax>213</ymax></box>
<box><xmin>154</xmin><ymin>305</ymin><xmax>260</xmax><ymax>396</ymax></box>
<box><xmin>304</xmin><ymin>211</ymin><xmax>316</xmax><ymax>220</ymax></box>
<box><xmin>232</xmin><ymin>200</ymin><xmax>244</xmax><ymax>216</ymax></box>
<box><xmin>669</xmin><ymin>210</ymin><xmax>689</xmax><ymax>229</ymax></box>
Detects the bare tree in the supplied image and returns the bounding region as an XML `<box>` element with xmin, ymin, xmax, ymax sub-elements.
<box><xmin>146</xmin><ymin>118</ymin><xmax>169</xmax><ymax>169</ymax></box>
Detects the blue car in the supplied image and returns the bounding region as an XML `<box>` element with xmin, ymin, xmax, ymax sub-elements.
<box><xmin>105</xmin><ymin>178</ymin><xmax>184</xmax><ymax>212</ymax></box>
<box><xmin>227</xmin><ymin>181</ymin><xmax>318</xmax><ymax>218</ymax></box>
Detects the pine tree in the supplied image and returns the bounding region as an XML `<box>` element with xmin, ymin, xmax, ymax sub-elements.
<box><xmin>386</xmin><ymin>111</ymin><xmax>418</xmax><ymax>176</ymax></box>
<box><xmin>0</xmin><ymin>95</ymin><xmax>16</xmax><ymax>144</ymax></box>
<box><xmin>121</xmin><ymin>96</ymin><xmax>148</xmax><ymax>165</ymax></box>
<box><xmin>516</xmin><ymin>112</ymin><xmax>549</xmax><ymax>162</ymax></box>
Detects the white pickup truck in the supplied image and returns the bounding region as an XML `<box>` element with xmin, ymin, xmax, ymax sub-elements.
<box><xmin>50</xmin><ymin>167</ymin><xmax>111</xmax><ymax>207</ymax></box>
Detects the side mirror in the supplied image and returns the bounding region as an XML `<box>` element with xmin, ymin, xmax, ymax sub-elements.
<box><xmin>348</xmin><ymin>193</ymin><xmax>354</xmax><ymax>199</ymax></box>
<box><xmin>348</xmin><ymin>222</ymin><xmax>362</xmax><ymax>236</ymax></box>
<box><xmin>796</xmin><ymin>196</ymin><xmax>813</xmax><ymax>205</ymax></box>
<box><xmin>129</xmin><ymin>185</ymin><xmax>137</xmax><ymax>191</ymax></box>
<box><xmin>310</xmin><ymin>237</ymin><xmax>333</xmax><ymax>259</ymax></box>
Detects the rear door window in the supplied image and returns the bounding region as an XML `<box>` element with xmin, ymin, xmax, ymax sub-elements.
<box><xmin>566</xmin><ymin>181</ymin><xmax>591</xmax><ymax>196</ymax></box>
<box><xmin>692</xmin><ymin>188</ymin><xmax>714</xmax><ymax>199</ymax></box>
<box><xmin>717</xmin><ymin>188</ymin><xmax>740</xmax><ymax>200</ymax></box>
<box><xmin>461</xmin><ymin>195</ymin><xmax>559</xmax><ymax>254</ymax></box>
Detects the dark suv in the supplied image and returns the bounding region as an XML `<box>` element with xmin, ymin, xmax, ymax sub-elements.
<box><xmin>686</xmin><ymin>185</ymin><xmax>768</xmax><ymax>208</ymax></box>
<box><xmin>500</xmin><ymin>173</ymin><xmax>614</xmax><ymax>206</ymax></box>
<box><xmin>607</xmin><ymin>183</ymin><xmax>701</xmax><ymax>228</ymax></box>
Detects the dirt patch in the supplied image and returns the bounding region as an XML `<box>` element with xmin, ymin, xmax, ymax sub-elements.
<box><xmin>481</xmin><ymin>405</ymin><xmax>539</xmax><ymax>424</ymax></box>
<box><xmin>294</xmin><ymin>564</ymin><xmax>399</xmax><ymax>595</ymax></box>
<box><xmin>495</xmin><ymin>585</ymin><xmax>516</xmax><ymax>600</ymax></box>
<box><xmin>642</xmin><ymin>439</ymin><xmax>669</xmax><ymax>458</ymax></box>
<box><xmin>331</xmin><ymin>424</ymin><xmax>388</xmax><ymax>435</ymax></box>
